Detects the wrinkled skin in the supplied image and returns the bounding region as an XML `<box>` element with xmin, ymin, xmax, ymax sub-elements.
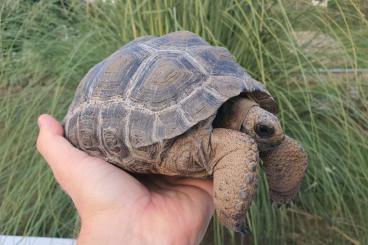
<box><xmin>260</xmin><ymin>136</ymin><xmax>308</xmax><ymax>204</ymax></box>
<box><xmin>212</xmin><ymin>96</ymin><xmax>308</xmax><ymax>230</ymax></box>
<box><xmin>234</xmin><ymin>98</ymin><xmax>308</xmax><ymax>204</ymax></box>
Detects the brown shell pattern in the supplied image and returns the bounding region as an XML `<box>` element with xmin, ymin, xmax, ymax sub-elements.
<box><xmin>64</xmin><ymin>31</ymin><xmax>276</xmax><ymax>163</ymax></box>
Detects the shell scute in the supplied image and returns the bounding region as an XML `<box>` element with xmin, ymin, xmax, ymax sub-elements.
<box><xmin>65</xmin><ymin>110</ymin><xmax>81</xmax><ymax>148</ymax></box>
<box><xmin>181</xmin><ymin>88</ymin><xmax>223</xmax><ymax>123</ymax></box>
<box><xmin>100</xmin><ymin>103</ymin><xmax>130</xmax><ymax>163</ymax></box>
<box><xmin>190</xmin><ymin>47</ymin><xmax>244</xmax><ymax>77</ymax></box>
<box><xmin>128</xmin><ymin>110</ymin><xmax>155</xmax><ymax>148</ymax></box>
<box><xmin>205</xmin><ymin>76</ymin><xmax>245</xmax><ymax>99</ymax></box>
<box><xmin>129</xmin><ymin>51</ymin><xmax>207</xmax><ymax>111</ymax></box>
<box><xmin>77</xmin><ymin>104</ymin><xmax>104</xmax><ymax>157</ymax></box>
<box><xmin>90</xmin><ymin>45</ymin><xmax>150</xmax><ymax>100</ymax></box>
<box><xmin>155</xmin><ymin>107</ymin><xmax>190</xmax><ymax>140</ymax></box>
<box><xmin>145</xmin><ymin>31</ymin><xmax>208</xmax><ymax>50</ymax></box>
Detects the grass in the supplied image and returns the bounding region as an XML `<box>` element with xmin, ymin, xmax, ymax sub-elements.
<box><xmin>0</xmin><ymin>0</ymin><xmax>367</xmax><ymax>244</ymax></box>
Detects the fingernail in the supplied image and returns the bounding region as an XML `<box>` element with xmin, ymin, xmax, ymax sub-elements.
<box><xmin>38</xmin><ymin>116</ymin><xmax>43</xmax><ymax>129</ymax></box>
<box><xmin>38</xmin><ymin>114</ymin><xmax>47</xmax><ymax>129</ymax></box>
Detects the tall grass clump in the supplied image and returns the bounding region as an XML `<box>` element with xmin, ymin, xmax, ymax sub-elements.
<box><xmin>0</xmin><ymin>0</ymin><xmax>367</xmax><ymax>244</ymax></box>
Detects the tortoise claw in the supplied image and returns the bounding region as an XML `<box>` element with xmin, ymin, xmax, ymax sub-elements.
<box><xmin>235</xmin><ymin>222</ymin><xmax>249</xmax><ymax>235</ymax></box>
<box><xmin>271</xmin><ymin>200</ymin><xmax>294</xmax><ymax>209</ymax></box>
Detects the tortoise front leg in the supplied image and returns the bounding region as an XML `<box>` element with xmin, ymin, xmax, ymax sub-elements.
<box><xmin>209</xmin><ymin>128</ymin><xmax>259</xmax><ymax>234</ymax></box>
<box><xmin>261</xmin><ymin>135</ymin><xmax>308</xmax><ymax>204</ymax></box>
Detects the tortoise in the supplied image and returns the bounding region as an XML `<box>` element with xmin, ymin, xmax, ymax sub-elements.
<box><xmin>63</xmin><ymin>31</ymin><xmax>308</xmax><ymax>233</ymax></box>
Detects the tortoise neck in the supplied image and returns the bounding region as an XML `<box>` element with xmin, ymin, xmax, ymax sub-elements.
<box><xmin>212</xmin><ymin>97</ymin><xmax>259</xmax><ymax>131</ymax></box>
<box><xmin>235</xmin><ymin>98</ymin><xmax>259</xmax><ymax>131</ymax></box>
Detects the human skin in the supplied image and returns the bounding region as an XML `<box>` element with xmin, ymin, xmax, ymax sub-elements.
<box><xmin>36</xmin><ymin>114</ymin><xmax>214</xmax><ymax>245</ymax></box>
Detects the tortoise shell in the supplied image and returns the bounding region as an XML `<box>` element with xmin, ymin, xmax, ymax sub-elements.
<box><xmin>64</xmin><ymin>31</ymin><xmax>277</xmax><ymax>168</ymax></box>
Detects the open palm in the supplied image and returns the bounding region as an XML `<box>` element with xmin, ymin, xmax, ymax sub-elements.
<box><xmin>37</xmin><ymin>114</ymin><xmax>214</xmax><ymax>245</ymax></box>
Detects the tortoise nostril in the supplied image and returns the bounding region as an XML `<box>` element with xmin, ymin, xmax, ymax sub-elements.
<box><xmin>255</xmin><ymin>124</ymin><xmax>275</xmax><ymax>138</ymax></box>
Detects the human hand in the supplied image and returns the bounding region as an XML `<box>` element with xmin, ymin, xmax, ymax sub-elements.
<box><xmin>36</xmin><ymin>114</ymin><xmax>214</xmax><ymax>245</ymax></box>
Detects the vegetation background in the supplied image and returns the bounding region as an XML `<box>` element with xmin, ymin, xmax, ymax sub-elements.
<box><xmin>0</xmin><ymin>0</ymin><xmax>367</xmax><ymax>244</ymax></box>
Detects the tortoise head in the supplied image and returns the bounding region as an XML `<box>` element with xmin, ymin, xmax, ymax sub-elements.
<box><xmin>213</xmin><ymin>96</ymin><xmax>284</xmax><ymax>151</ymax></box>
<box><xmin>213</xmin><ymin>96</ymin><xmax>307</xmax><ymax>205</ymax></box>
<box><xmin>240</xmin><ymin>99</ymin><xmax>284</xmax><ymax>152</ymax></box>
<box><xmin>239</xmin><ymin>99</ymin><xmax>308</xmax><ymax>204</ymax></box>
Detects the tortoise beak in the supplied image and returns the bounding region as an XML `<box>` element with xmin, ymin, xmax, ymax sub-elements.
<box><xmin>257</xmin><ymin>133</ymin><xmax>285</xmax><ymax>152</ymax></box>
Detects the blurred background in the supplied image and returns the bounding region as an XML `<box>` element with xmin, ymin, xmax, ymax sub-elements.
<box><xmin>0</xmin><ymin>0</ymin><xmax>367</xmax><ymax>244</ymax></box>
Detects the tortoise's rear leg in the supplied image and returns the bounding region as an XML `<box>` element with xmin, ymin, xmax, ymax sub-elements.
<box><xmin>208</xmin><ymin>128</ymin><xmax>259</xmax><ymax>233</ymax></box>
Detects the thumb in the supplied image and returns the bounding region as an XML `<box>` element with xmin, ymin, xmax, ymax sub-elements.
<box><xmin>36</xmin><ymin>114</ymin><xmax>97</xmax><ymax>193</ymax></box>
<box><xmin>37</xmin><ymin>114</ymin><xmax>64</xmax><ymax>136</ymax></box>
<box><xmin>36</xmin><ymin>114</ymin><xmax>146</xmax><ymax>206</ymax></box>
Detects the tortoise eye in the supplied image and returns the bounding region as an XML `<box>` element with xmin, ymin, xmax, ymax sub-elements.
<box><xmin>255</xmin><ymin>124</ymin><xmax>275</xmax><ymax>138</ymax></box>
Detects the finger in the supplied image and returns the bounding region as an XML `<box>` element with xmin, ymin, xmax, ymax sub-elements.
<box><xmin>37</xmin><ymin>114</ymin><xmax>65</xmax><ymax>136</ymax></box>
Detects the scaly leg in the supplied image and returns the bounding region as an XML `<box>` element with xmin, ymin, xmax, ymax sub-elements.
<box><xmin>160</xmin><ymin>127</ymin><xmax>260</xmax><ymax>233</ymax></box>
<box><xmin>209</xmin><ymin>128</ymin><xmax>259</xmax><ymax>234</ymax></box>
<box><xmin>261</xmin><ymin>135</ymin><xmax>308</xmax><ymax>204</ymax></box>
